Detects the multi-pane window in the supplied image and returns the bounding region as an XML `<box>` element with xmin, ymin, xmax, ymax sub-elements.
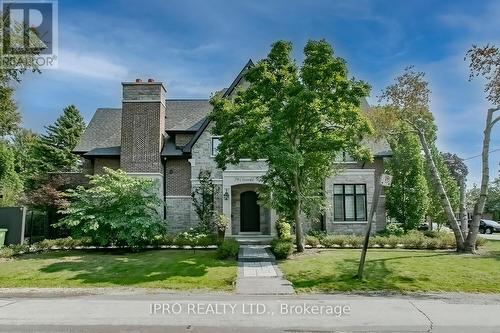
<box><xmin>211</xmin><ymin>137</ymin><xmax>221</xmax><ymax>156</ymax></box>
<box><xmin>333</xmin><ymin>184</ymin><xmax>367</xmax><ymax>221</ymax></box>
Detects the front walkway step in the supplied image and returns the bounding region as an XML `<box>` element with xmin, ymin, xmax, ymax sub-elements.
<box><xmin>238</xmin><ymin>245</ymin><xmax>275</xmax><ymax>262</ymax></box>
<box><xmin>235</xmin><ymin>236</ymin><xmax>273</xmax><ymax>245</ymax></box>
<box><xmin>235</xmin><ymin>245</ymin><xmax>294</xmax><ymax>295</ymax></box>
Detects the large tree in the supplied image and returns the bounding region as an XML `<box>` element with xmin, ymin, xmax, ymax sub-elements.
<box><xmin>0</xmin><ymin>141</ymin><xmax>23</xmax><ymax>206</ymax></box>
<box><xmin>379</xmin><ymin>67</ymin><xmax>468</xmax><ymax>250</ymax></box>
<box><xmin>385</xmin><ymin>123</ymin><xmax>428</xmax><ymax>231</ymax></box>
<box><xmin>35</xmin><ymin>105</ymin><xmax>85</xmax><ymax>173</ymax></box>
<box><xmin>465</xmin><ymin>44</ymin><xmax>500</xmax><ymax>252</ymax></box>
<box><xmin>210</xmin><ymin>40</ymin><xmax>372</xmax><ymax>251</ymax></box>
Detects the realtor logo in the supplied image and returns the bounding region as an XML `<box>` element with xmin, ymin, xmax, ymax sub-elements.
<box><xmin>1</xmin><ymin>0</ymin><xmax>58</xmax><ymax>69</ymax></box>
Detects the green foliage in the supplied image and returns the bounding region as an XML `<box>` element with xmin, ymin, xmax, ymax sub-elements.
<box><xmin>383</xmin><ymin>222</ymin><xmax>405</xmax><ymax>236</ymax></box>
<box><xmin>385</xmin><ymin>124</ymin><xmax>429</xmax><ymax>231</ymax></box>
<box><xmin>426</xmin><ymin>148</ymin><xmax>460</xmax><ymax>228</ymax></box>
<box><xmin>275</xmin><ymin>218</ymin><xmax>292</xmax><ymax>240</ymax></box>
<box><xmin>0</xmin><ymin>85</ymin><xmax>20</xmax><ymax>137</ymax></box>
<box><xmin>191</xmin><ymin>170</ymin><xmax>215</xmax><ymax>233</ymax></box>
<box><xmin>216</xmin><ymin>238</ymin><xmax>239</xmax><ymax>259</ymax></box>
<box><xmin>56</xmin><ymin>168</ymin><xmax>167</xmax><ymax>248</ymax></box>
<box><xmin>35</xmin><ymin>105</ymin><xmax>85</xmax><ymax>174</ymax></box>
<box><xmin>210</xmin><ymin>39</ymin><xmax>372</xmax><ymax>248</ymax></box>
<box><xmin>270</xmin><ymin>238</ymin><xmax>294</xmax><ymax>259</ymax></box>
<box><xmin>468</xmin><ymin>177</ymin><xmax>500</xmax><ymax>221</ymax></box>
<box><xmin>174</xmin><ymin>229</ymin><xmax>217</xmax><ymax>248</ymax></box>
<box><xmin>11</xmin><ymin>129</ymin><xmax>40</xmax><ymax>187</ymax></box>
<box><xmin>305</xmin><ymin>235</ymin><xmax>320</xmax><ymax>247</ymax></box>
<box><xmin>0</xmin><ymin>141</ymin><xmax>23</xmax><ymax>206</ymax></box>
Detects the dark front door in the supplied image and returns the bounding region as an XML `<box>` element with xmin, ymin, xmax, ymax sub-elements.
<box><xmin>240</xmin><ymin>191</ymin><xmax>260</xmax><ymax>232</ymax></box>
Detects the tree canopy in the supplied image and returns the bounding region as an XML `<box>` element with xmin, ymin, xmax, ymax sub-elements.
<box><xmin>210</xmin><ymin>39</ymin><xmax>372</xmax><ymax>251</ymax></box>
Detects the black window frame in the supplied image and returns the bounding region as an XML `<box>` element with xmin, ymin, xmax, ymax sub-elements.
<box><xmin>333</xmin><ymin>184</ymin><xmax>367</xmax><ymax>221</ymax></box>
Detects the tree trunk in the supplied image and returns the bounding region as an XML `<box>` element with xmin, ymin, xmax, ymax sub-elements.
<box><xmin>293</xmin><ymin>171</ymin><xmax>304</xmax><ymax>252</ymax></box>
<box><xmin>465</xmin><ymin>107</ymin><xmax>499</xmax><ymax>252</ymax></box>
<box><xmin>415</xmin><ymin>129</ymin><xmax>465</xmax><ymax>251</ymax></box>
<box><xmin>459</xmin><ymin>179</ymin><xmax>468</xmax><ymax>238</ymax></box>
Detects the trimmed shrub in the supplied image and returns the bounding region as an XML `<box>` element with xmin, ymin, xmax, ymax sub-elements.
<box><xmin>270</xmin><ymin>238</ymin><xmax>294</xmax><ymax>259</ymax></box>
<box><xmin>305</xmin><ymin>235</ymin><xmax>320</xmax><ymax>247</ymax></box>
<box><xmin>386</xmin><ymin>235</ymin><xmax>401</xmax><ymax>248</ymax></box>
<box><xmin>347</xmin><ymin>235</ymin><xmax>363</xmax><ymax>248</ymax></box>
<box><xmin>276</xmin><ymin>218</ymin><xmax>292</xmax><ymax>240</ymax></box>
<box><xmin>0</xmin><ymin>247</ymin><xmax>15</xmax><ymax>258</ymax></box>
<box><xmin>401</xmin><ymin>231</ymin><xmax>426</xmax><ymax>249</ymax></box>
<box><xmin>475</xmin><ymin>237</ymin><xmax>487</xmax><ymax>248</ymax></box>
<box><xmin>306</xmin><ymin>230</ymin><xmax>327</xmax><ymax>241</ymax></box>
<box><xmin>216</xmin><ymin>239</ymin><xmax>239</xmax><ymax>259</ymax></box>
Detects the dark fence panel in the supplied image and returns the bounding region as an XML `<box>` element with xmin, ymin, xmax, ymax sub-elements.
<box><xmin>24</xmin><ymin>209</ymin><xmax>70</xmax><ymax>243</ymax></box>
<box><xmin>0</xmin><ymin>207</ymin><xmax>26</xmax><ymax>245</ymax></box>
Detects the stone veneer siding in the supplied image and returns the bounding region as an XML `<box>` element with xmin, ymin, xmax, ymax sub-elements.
<box><xmin>175</xmin><ymin>133</ymin><xmax>193</xmax><ymax>147</ymax></box>
<box><xmin>165</xmin><ymin>197</ymin><xmax>196</xmax><ymax>233</ymax></box>
<box><xmin>165</xmin><ymin>159</ymin><xmax>191</xmax><ymax>196</ymax></box>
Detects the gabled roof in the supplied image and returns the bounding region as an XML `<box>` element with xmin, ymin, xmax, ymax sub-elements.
<box><xmin>222</xmin><ymin>59</ymin><xmax>254</xmax><ymax>98</ymax></box>
<box><xmin>74</xmin><ymin>108</ymin><xmax>122</xmax><ymax>153</ymax></box>
<box><xmin>75</xmin><ymin>100</ymin><xmax>213</xmax><ymax>155</ymax></box>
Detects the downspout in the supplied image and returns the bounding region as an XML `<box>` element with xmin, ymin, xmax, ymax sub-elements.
<box><xmin>162</xmin><ymin>157</ymin><xmax>167</xmax><ymax>220</ymax></box>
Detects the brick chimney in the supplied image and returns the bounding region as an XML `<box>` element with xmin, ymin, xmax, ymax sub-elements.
<box><xmin>120</xmin><ymin>79</ymin><xmax>166</xmax><ymax>174</ymax></box>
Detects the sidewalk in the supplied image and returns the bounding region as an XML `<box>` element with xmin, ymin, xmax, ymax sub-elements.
<box><xmin>1</xmin><ymin>292</ymin><xmax>499</xmax><ymax>332</ymax></box>
<box><xmin>235</xmin><ymin>245</ymin><xmax>294</xmax><ymax>295</ymax></box>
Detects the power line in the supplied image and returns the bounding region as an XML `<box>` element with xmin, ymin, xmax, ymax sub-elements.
<box><xmin>462</xmin><ymin>148</ymin><xmax>500</xmax><ymax>161</ymax></box>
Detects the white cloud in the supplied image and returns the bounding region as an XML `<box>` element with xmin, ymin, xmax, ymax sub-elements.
<box><xmin>57</xmin><ymin>49</ymin><xmax>128</xmax><ymax>80</ymax></box>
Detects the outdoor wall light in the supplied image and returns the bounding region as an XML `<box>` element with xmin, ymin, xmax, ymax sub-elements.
<box><xmin>223</xmin><ymin>189</ymin><xmax>229</xmax><ymax>200</ymax></box>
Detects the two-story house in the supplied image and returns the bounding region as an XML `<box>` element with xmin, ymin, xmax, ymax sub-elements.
<box><xmin>74</xmin><ymin>61</ymin><xmax>392</xmax><ymax>240</ymax></box>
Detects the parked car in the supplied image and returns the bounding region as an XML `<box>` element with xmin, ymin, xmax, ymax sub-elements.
<box><xmin>479</xmin><ymin>219</ymin><xmax>500</xmax><ymax>234</ymax></box>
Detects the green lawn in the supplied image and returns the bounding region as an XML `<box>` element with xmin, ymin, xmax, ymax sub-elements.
<box><xmin>279</xmin><ymin>240</ymin><xmax>500</xmax><ymax>293</ymax></box>
<box><xmin>0</xmin><ymin>250</ymin><xmax>237</xmax><ymax>291</ymax></box>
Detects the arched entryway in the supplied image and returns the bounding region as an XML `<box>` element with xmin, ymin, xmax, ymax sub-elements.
<box><xmin>240</xmin><ymin>191</ymin><xmax>260</xmax><ymax>232</ymax></box>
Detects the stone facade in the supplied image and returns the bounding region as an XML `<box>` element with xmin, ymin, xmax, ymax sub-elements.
<box><xmin>76</xmin><ymin>69</ymin><xmax>390</xmax><ymax>237</ymax></box>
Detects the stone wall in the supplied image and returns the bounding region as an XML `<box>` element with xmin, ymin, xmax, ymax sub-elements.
<box><xmin>175</xmin><ymin>133</ymin><xmax>193</xmax><ymax>147</ymax></box>
<box><xmin>165</xmin><ymin>197</ymin><xmax>197</xmax><ymax>233</ymax></box>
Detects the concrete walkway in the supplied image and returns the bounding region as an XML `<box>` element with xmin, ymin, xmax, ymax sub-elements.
<box><xmin>235</xmin><ymin>245</ymin><xmax>294</xmax><ymax>295</ymax></box>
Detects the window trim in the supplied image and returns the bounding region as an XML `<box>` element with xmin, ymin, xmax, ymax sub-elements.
<box><xmin>333</xmin><ymin>184</ymin><xmax>367</xmax><ymax>222</ymax></box>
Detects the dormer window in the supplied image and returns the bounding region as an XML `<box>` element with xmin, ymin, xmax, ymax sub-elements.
<box><xmin>211</xmin><ymin>137</ymin><xmax>221</xmax><ymax>156</ymax></box>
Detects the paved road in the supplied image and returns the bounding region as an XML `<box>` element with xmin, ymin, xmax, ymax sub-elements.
<box><xmin>1</xmin><ymin>291</ymin><xmax>499</xmax><ymax>332</ymax></box>
<box><xmin>481</xmin><ymin>233</ymin><xmax>500</xmax><ymax>241</ymax></box>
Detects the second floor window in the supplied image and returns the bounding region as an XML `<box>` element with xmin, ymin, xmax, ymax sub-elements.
<box><xmin>335</xmin><ymin>151</ymin><xmax>356</xmax><ymax>163</ymax></box>
<box><xmin>211</xmin><ymin>137</ymin><xmax>221</xmax><ymax>156</ymax></box>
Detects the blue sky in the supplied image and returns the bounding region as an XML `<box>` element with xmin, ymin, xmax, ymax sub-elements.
<box><xmin>14</xmin><ymin>0</ymin><xmax>499</xmax><ymax>186</ymax></box>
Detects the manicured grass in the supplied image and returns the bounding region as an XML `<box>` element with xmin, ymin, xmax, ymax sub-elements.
<box><xmin>279</xmin><ymin>240</ymin><xmax>500</xmax><ymax>293</ymax></box>
<box><xmin>0</xmin><ymin>249</ymin><xmax>237</xmax><ymax>291</ymax></box>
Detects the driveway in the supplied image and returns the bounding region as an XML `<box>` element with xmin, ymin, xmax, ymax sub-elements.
<box><xmin>0</xmin><ymin>290</ymin><xmax>499</xmax><ymax>332</ymax></box>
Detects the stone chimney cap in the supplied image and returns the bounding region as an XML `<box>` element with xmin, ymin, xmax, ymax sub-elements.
<box><xmin>135</xmin><ymin>78</ymin><xmax>142</xmax><ymax>83</ymax></box>
<box><xmin>148</xmin><ymin>78</ymin><xmax>154</xmax><ymax>83</ymax></box>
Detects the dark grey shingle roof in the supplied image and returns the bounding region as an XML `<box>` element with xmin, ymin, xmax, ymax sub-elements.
<box><xmin>74</xmin><ymin>108</ymin><xmax>122</xmax><ymax>153</ymax></box>
<box><xmin>83</xmin><ymin>146</ymin><xmax>121</xmax><ymax>157</ymax></box>
<box><xmin>75</xmin><ymin>100</ymin><xmax>212</xmax><ymax>154</ymax></box>
<box><xmin>165</xmin><ymin>99</ymin><xmax>212</xmax><ymax>131</ymax></box>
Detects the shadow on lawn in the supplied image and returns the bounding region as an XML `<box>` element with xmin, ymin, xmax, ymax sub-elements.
<box><xmin>38</xmin><ymin>250</ymin><xmax>236</xmax><ymax>286</ymax></box>
<box><xmin>291</xmin><ymin>252</ymin><xmax>450</xmax><ymax>292</ymax></box>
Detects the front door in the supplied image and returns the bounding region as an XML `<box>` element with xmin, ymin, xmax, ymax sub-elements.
<box><xmin>240</xmin><ymin>191</ymin><xmax>260</xmax><ymax>232</ymax></box>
